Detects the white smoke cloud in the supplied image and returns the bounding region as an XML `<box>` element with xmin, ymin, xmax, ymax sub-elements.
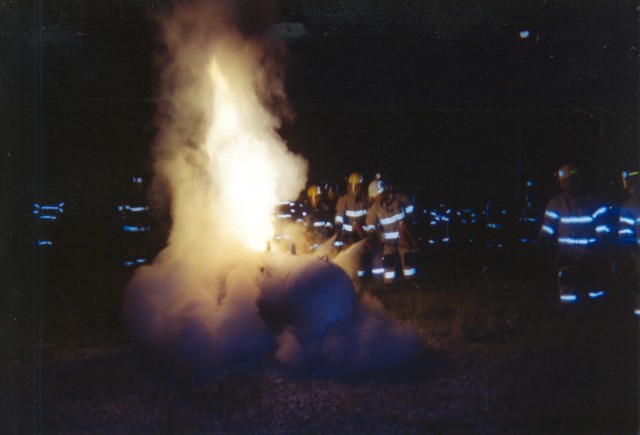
<box><xmin>124</xmin><ymin>0</ymin><xmax>422</xmax><ymax>375</ymax></box>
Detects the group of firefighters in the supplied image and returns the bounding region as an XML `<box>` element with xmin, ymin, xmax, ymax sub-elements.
<box><xmin>274</xmin><ymin>172</ymin><xmax>420</xmax><ymax>285</ymax></box>
<box><xmin>269</xmin><ymin>164</ymin><xmax>640</xmax><ymax>314</ymax></box>
<box><xmin>106</xmin><ymin>163</ymin><xmax>640</xmax><ymax>314</ymax></box>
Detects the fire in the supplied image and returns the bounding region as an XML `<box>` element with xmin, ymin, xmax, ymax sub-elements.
<box><xmin>204</xmin><ymin>57</ymin><xmax>275</xmax><ymax>250</ymax></box>
<box><xmin>202</xmin><ymin>48</ymin><xmax>303</xmax><ymax>251</ymax></box>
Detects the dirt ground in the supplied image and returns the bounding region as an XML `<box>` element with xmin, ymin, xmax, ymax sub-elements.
<box><xmin>2</xmin><ymin>247</ymin><xmax>638</xmax><ymax>434</ymax></box>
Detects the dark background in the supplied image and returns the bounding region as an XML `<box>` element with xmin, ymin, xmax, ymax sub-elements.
<box><xmin>1</xmin><ymin>1</ymin><xmax>638</xmax><ymax>432</ymax></box>
<box><xmin>2</xmin><ymin>0</ymin><xmax>639</xmax><ymax>347</ymax></box>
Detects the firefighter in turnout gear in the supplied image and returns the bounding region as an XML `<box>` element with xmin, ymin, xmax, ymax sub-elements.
<box><xmin>118</xmin><ymin>176</ymin><xmax>152</xmax><ymax>267</ymax></box>
<box><xmin>299</xmin><ymin>184</ymin><xmax>334</xmax><ymax>252</ymax></box>
<box><xmin>539</xmin><ymin>164</ymin><xmax>611</xmax><ymax>303</ymax></box>
<box><xmin>365</xmin><ymin>177</ymin><xmax>418</xmax><ymax>284</ymax></box>
<box><xmin>334</xmin><ymin>172</ymin><xmax>369</xmax><ymax>277</ymax></box>
<box><xmin>617</xmin><ymin>170</ymin><xmax>640</xmax><ymax>315</ymax></box>
<box><xmin>334</xmin><ymin>172</ymin><xmax>368</xmax><ymax>249</ymax></box>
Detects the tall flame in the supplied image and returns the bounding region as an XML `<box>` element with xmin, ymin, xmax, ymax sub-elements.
<box><xmin>205</xmin><ymin>56</ymin><xmax>282</xmax><ymax>250</ymax></box>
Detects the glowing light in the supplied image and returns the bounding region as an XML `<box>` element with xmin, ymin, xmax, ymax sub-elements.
<box><xmin>558</xmin><ymin>237</ymin><xmax>596</xmax><ymax>245</ymax></box>
<box><xmin>124</xmin><ymin>225</ymin><xmax>151</xmax><ymax>232</ymax></box>
<box><xmin>560</xmin><ymin>216</ymin><xmax>592</xmax><ymax>223</ymax></box>
<box><xmin>592</xmin><ymin>207</ymin><xmax>608</xmax><ymax>218</ymax></box>
<box><xmin>560</xmin><ymin>294</ymin><xmax>577</xmax><ymax>302</ymax></box>
<box><xmin>541</xmin><ymin>225</ymin><xmax>555</xmax><ymax>235</ymax></box>
<box><xmin>545</xmin><ymin>211</ymin><xmax>560</xmax><ymax>220</ymax></box>
<box><xmin>403</xmin><ymin>268</ymin><xmax>417</xmax><ymax>276</ymax></box>
<box><xmin>519</xmin><ymin>30</ymin><xmax>530</xmax><ymax>39</ymax></box>
<box><xmin>203</xmin><ymin>55</ymin><xmax>306</xmax><ymax>251</ymax></box>
<box><xmin>619</xmin><ymin>217</ymin><xmax>635</xmax><ymax>226</ymax></box>
<box><xmin>634</xmin><ymin>309</ymin><xmax>640</xmax><ymax>316</ymax></box>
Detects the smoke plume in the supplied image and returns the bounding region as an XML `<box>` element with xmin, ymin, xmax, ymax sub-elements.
<box><xmin>124</xmin><ymin>0</ymin><xmax>422</xmax><ymax>374</ymax></box>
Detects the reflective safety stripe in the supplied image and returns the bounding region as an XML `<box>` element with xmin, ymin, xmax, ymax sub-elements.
<box><xmin>379</xmin><ymin>212</ymin><xmax>404</xmax><ymax>226</ymax></box>
<box><xmin>276</xmin><ymin>214</ymin><xmax>291</xmax><ymax>219</ymax></box>
<box><xmin>542</xmin><ymin>225</ymin><xmax>555</xmax><ymax>235</ymax></box>
<box><xmin>124</xmin><ymin>260</ymin><xmax>135</xmax><ymax>266</ymax></box>
<box><xmin>335</xmin><ymin>216</ymin><xmax>344</xmax><ymax>224</ymax></box>
<box><xmin>124</xmin><ymin>225</ymin><xmax>151</xmax><ymax>232</ymax></box>
<box><xmin>136</xmin><ymin>258</ymin><xmax>147</xmax><ymax>264</ymax></box>
<box><xmin>404</xmin><ymin>205</ymin><xmax>414</xmax><ymax>214</ymax></box>
<box><xmin>38</xmin><ymin>215</ymin><xmax>58</xmax><ymax>220</ymax></box>
<box><xmin>560</xmin><ymin>294</ymin><xmax>578</xmax><ymax>302</ymax></box>
<box><xmin>357</xmin><ymin>271</ymin><xmax>365</xmax><ymax>277</ymax></box>
<box><xmin>333</xmin><ymin>240</ymin><xmax>345</xmax><ymax>246</ymax></box>
<box><xmin>345</xmin><ymin>209</ymin><xmax>367</xmax><ymax>218</ymax></box>
<box><xmin>118</xmin><ymin>205</ymin><xmax>148</xmax><ymax>212</ymax></box>
<box><xmin>372</xmin><ymin>268</ymin><xmax>385</xmax><ymax>275</ymax></box>
<box><xmin>403</xmin><ymin>267</ymin><xmax>417</xmax><ymax>276</ymax></box>
<box><xmin>37</xmin><ymin>240</ymin><xmax>53</xmax><ymax>246</ymax></box>
<box><xmin>384</xmin><ymin>271</ymin><xmax>396</xmax><ymax>279</ymax></box>
<box><xmin>619</xmin><ymin>229</ymin><xmax>634</xmax><ymax>235</ymax></box>
<box><xmin>619</xmin><ymin>216</ymin><xmax>635</xmax><ymax>226</ymax></box>
<box><xmin>560</xmin><ymin>216</ymin><xmax>593</xmax><ymax>223</ymax></box>
<box><xmin>558</xmin><ymin>237</ymin><xmax>596</xmax><ymax>245</ymax></box>
<box><xmin>595</xmin><ymin>225</ymin><xmax>610</xmax><ymax>233</ymax></box>
<box><xmin>343</xmin><ymin>224</ymin><xmax>353</xmax><ymax>232</ymax></box>
<box><xmin>592</xmin><ymin>207</ymin><xmax>608</xmax><ymax>218</ymax></box>
<box><xmin>313</xmin><ymin>221</ymin><xmax>327</xmax><ymax>227</ymax></box>
<box><xmin>383</xmin><ymin>231</ymin><xmax>400</xmax><ymax>240</ymax></box>
<box><xmin>545</xmin><ymin>210</ymin><xmax>560</xmax><ymax>219</ymax></box>
<box><xmin>588</xmin><ymin>291</ymin><xmax>605</xmax><ymax>298</ymax></box>
<box><xmin>365</xmin><ymin>225</ymin><xmax>376</xmax><ymax>232</ymax></box>
<box><xmin>486</xmin><ymin>223</ymin><xmax>501</xmax><ymax>229</ymax></box>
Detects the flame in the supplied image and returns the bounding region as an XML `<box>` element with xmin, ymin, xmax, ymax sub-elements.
<box><xmin>203</xmin><ymin>56</ymin><xmax>285</xmax><ymax>251</ymax></box>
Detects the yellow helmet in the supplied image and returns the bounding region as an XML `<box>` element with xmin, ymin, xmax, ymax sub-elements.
<box><xmin>347</xmin><ymin>172</ymin><xmax>363</xmax><ymax>187</ymax></box>
<box><xmin>307</xmin><ymin>184</ymin><xmax>321</xmax><ymax>198</ymax></box>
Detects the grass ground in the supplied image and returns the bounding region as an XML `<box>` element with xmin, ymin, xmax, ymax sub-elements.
<box><xmin>2</xmin><ymin>245</ymin><xmax>638</xmax><ymax>433</ymax></box>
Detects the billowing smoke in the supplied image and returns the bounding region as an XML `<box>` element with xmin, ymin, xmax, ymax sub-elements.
<box><xmin>124</xmin><ymin>0</ymin><xmax>422</xmax><ymax>374</ymax></box>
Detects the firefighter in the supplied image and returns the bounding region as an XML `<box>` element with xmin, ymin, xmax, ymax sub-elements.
<box><xmin>117</xmin><ymin>176</ymin><xmax>152</xmax><ymax>267</ymax></box>
<box><xmin>299</xmin><ymin>184</ymin><xmax>334</xmax><ymax>252</ymax></box>
<box><xmin>334</xmin><ymin>172</ymin><xmax>368</xmax><ymax>248</ymax></box>
<box><xmin>365</xmin><ymin>176</ymin><xmax>419</xmax><ymax>284</ymax></box>
<box><xmin>539</xmin><ymin>164</ymin><xmax>611</xmax><ymax>303</ymax></box>
<box><xmin>617</xmin><ymin>170</ymin><xmax>640</xmax><ymax>315</ymax></box>
<box><xmin>334</xmin><ymin>172</ymin><xmax>369</xmax><ymax>277</ymax></box>
<box><xmin>32</xmin><ymin>197</ymin><xmax>64</xmax><ymax>247</ymax></box>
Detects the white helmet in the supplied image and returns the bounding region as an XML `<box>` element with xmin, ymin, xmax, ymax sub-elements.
<box><xmin>368</xmin><ymin>179</ymin><xmax>385</xmax><ymax>199</ymax></box>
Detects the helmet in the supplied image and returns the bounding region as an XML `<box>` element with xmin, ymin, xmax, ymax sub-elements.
<box><xmin>556</xmin><ymin>164</ymin><xmax>579</xmax><ymax>180</ymax></box>
<box><xmin>347</xmin><ymin>172</ymin><xmax>363</xmax><ymax>186</ymax></box>
<box><xmin>622</xmin><ymin>170</ymin><xmax>639</xmax><ymax>189</ymax></box>
<box><xmin>307</xmin><ymin>184</ymin><xmax>322</xmax><ymax>198</ymax></box>
<box><xmin>368</xmin><ymin>179</ymin><xmax>385</xmax><ymax>199</ymax></box>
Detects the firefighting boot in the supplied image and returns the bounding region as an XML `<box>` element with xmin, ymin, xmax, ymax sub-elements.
<box><xmin>558</xmin><ymin>265</ymin><xmax>578</xmax><ymax>303</ymax></box>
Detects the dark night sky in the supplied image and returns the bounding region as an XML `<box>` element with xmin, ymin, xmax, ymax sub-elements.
<box><xmin>2</xmin><ymin>0</ymin><xmax>639</xmax><ymax>238</ymax></box>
